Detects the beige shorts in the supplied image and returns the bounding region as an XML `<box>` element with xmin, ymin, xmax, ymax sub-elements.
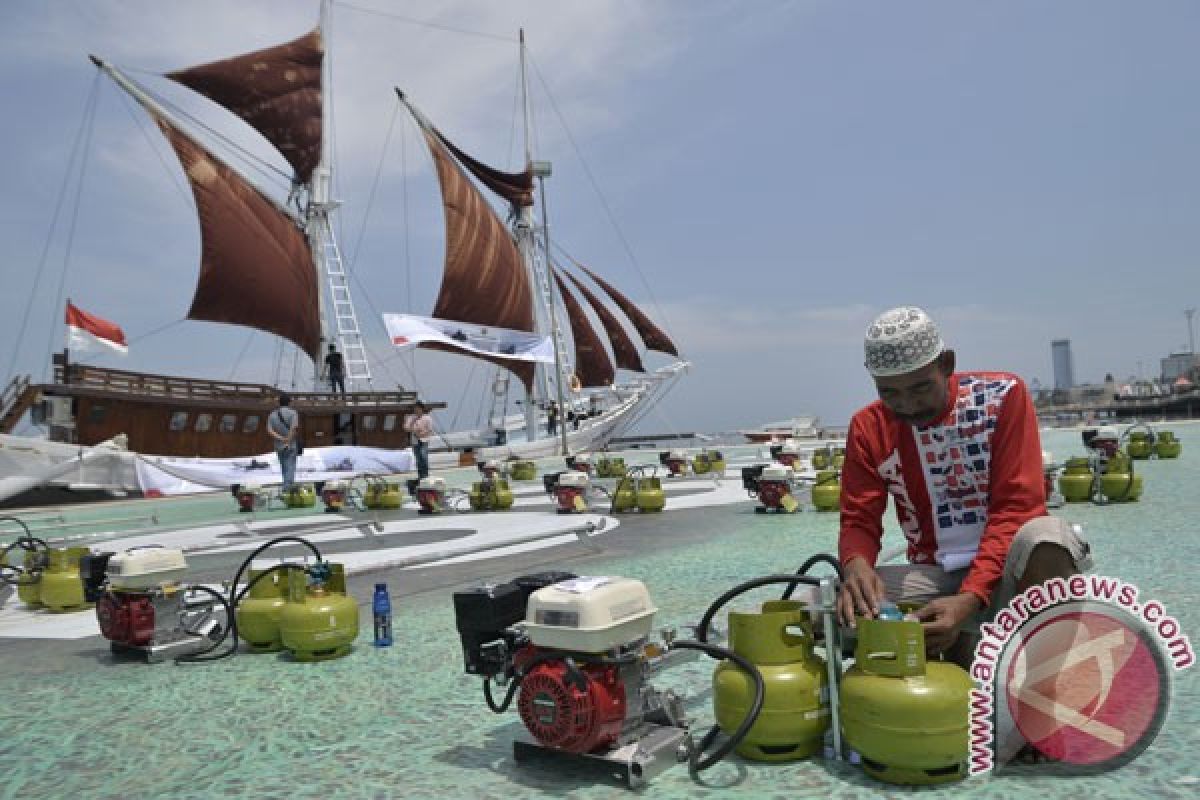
<box><xmin>877</xmin><ymin>516</ymin><xmax>1093</xmax><ymax>626</ymax></box>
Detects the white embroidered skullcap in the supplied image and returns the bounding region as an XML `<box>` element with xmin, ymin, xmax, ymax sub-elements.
<box><xmin>864</xmin><ymin>306</ymin><xmax>945</xmax><ymax>377</ymax></box>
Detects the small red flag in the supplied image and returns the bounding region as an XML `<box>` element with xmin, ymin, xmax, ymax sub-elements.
<box><xmin>65</xmin><ymin>302</ymin><xmax>128</xmax><ymax>353</ymax></box>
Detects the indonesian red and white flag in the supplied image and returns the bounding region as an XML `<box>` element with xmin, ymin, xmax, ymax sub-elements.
<box><xmin>65</xmin><ymin>301</ymin><xmax>128</xmax><ymax>354</ymax></box>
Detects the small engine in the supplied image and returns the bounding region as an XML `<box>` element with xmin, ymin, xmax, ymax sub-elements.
<box><xmin>415</xmin><ymin>476</ymin><xmax>447</xmax><ymax>514</ymax></box>
<box><xmin>82</xmin><ymin>547</ymin><xmax>225</xmax><ymax>662</ymax></box>
<box><xmin>454</xmin><ymin>573</ymin><xmax>690</xmax><ymax>787</ymax></box>
<box><xmin>553</xmin><ymin>470</ymin><xmax>590</xmax><ymax>514</ymax></box>
<box><xmin>775</xmin><ymin>441</ymin><xmax>800</xmax><ymax>468</ymax></box>
<box><xmin>752</xmin><ymin>464</ymin><xmax>799</xmax><ymax>513</ymax></box>
<box><xmin>661</xmin><ymin>449</ymin><xmax>689</xmax><ymax>477</ymax></box>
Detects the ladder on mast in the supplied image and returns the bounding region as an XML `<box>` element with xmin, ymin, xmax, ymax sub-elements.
<box><xmin>317</xmin><ymin>221</ymin><xmax>371</xmax><ymax>385</ymax></box>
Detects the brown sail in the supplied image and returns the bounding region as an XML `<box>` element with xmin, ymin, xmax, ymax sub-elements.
<box><xmin>562</xmin><ymin>270</ymin><xmax>645</xmax><ymax>373</ymax></box>
<box><xmin>153</xmin><ymin>110</ymin><xmax>321</xmax><ymax>359</ymax></box>
<box><xmin>167</xmin><ymin>29</ymin><xmax>323</xmax><ymax>185</ymax></box>
<box><xmin>419</xmin><ymin>125</ymin><xmax>536</xmax><ymax>387</ymax></box>
<box><xmin>432</xmin><ymin>128</ymin><xmax>534</xmax><ymax>208</ymax></box>
<box><xmin>577</xmin><ymin>265</ymin><xmax>679</xmax><ymax>358</ymax></box>
<box><xmin>552</xmin><ymin>271</ymin><xmax>613</xmax><ymax>388</ymax></box>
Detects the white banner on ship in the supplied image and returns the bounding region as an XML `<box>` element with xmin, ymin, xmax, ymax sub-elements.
<box><xmin>134</xmin><ymin>446</ymin><xmax>414</xmax><ymax>496</ymax></box>
<box><xmin>383</xmin><ymin>313</ymin><xmax>554</xmax><ymax>364</ymax></box>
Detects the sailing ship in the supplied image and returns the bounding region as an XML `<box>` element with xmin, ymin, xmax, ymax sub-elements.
<box><xmin>0</xmin><ymin>2</ymin><xmax>686</xmax><ymax>485</ymax></box>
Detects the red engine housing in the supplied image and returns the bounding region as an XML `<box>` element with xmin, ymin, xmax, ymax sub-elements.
<box><xmin>517</xmin><ymin>654</ymin><xmax>627</xmax><ymax>754</ymax></box>
<box><xmin>96</xmin><ymin>591</ymin><xmax>156</xmax><ymax>646</ymax></box>
<box><xmin>757</xmin><ymin>479</ymin><xmax>792</xmax><ymax>509</ymax></box>
<box><xmin>664</xmin><ymin>459</ymin><xmax>686</xmax><ymax>476</ymax></box>
<box><xmin>553</xmin><ymin>486</ymin><xmax>586</xmax><ymax>513</ymax></box>
<box><xmin>776</xmin><ymin>453</ymin><xmax>799</xmax><ymax>468</ymax></box>
<box><xmin>416</xmin><ymin>488</ymin><xmax>443</xmax><ymax>513</ymax></box>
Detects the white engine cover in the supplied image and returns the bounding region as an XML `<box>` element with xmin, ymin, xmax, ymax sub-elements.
<box><xmin>524</xmin><ymin>576</ymin><xmax>657</xmax><ymax>653</ymax></box>
<box><xmin>762</xmin><ymin>463</ymin><xmax>795</xmax><ymax>481</ymax></box>
<box><xmin>106</xmin><ymin>547</ymin><xmax>189</xmax><ymax>590</ymax></box>
<box><xmin>419</xmin><ymin>476</ymin><xmax>446</xmax><ymax>491</ymax></box>
<box><xmin>557</xmin><ymin>470</ymin><xmax>590</xmax><ymax>489</ymax></box>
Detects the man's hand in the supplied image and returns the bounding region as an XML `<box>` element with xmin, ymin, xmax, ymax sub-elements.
<box><xmin>912</xmin><ymin>593</ymin><xmax>982</xmax><ymax>654</ymax></box>
<box><xmin>837</xmin><ymin>557</ymin><xmax>886</xmax><ymax>627</ymax></box>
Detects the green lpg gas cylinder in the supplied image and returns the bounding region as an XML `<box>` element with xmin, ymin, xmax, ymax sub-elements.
<box><xmin>39</xmin><ymin>547</ymin><xmax>91</xmax><ymax>612</ymax></box>
<box><xmin>1058</xmin><ymin>457</ymin><xmax>1094</xmax><ymax>503</ymax></box>
<box><xmin>598</xmin><ymin>456</ymin><xmax>627</xmax><ymax>478</ymax></box>
<box><xmin>1099</xmin><ymin>454</ymin><xmax>1143</xmax><ymax>502</ymax></box>
<box><xmin>714</xmin><ymin>600</ymin><xmax>830</xmax><ymax>761</ymax></box>
<box><xmin>611</xmin><ymin>479</ymin><xmax>637</xmax><ymax>512</ymax></box>
<box><xmin>284</xmin><ymin>484</ymin><xmax>317</xmax><ymax>508</ymax></box>
<box><xmin>279</xmin><ymin>564</ymin><xmax>359</xmax><ymax>662</ymax></box>
<box><xmin>236</xmin><ymin>568</ymin><xmax>289</xmax><ymax>652</ymax></box>
<box><xmin>832</xmin><ymin>447</ymin><xmax>846</xmax><ymax>469</ymax></box>
<box><xmin>469</xmin><ymin>479</ymin><xmax>514</xmax><ymax>511</ymax></box>
<box><xmin>1155</xmin><ymin>431</ymin><xmax>1182</xmax><ymax>459</ymax></box>
<box><xmin>840</xmin><ymin>616</ymin><xmax>972</xmax><ymax>785</ymax></box>
<box><xmin>692</xmin><ymin>452</ymin><xmax>714</xmax><ymax>474</ymax></box>
<box><xmin>811</xmin><ymin>449</ymin><xmax>831</xmax><ymax>471</ymax></box>
<box><xmin>1126</xmin><ymin>431</ymin><xmax>1153</xmax><ymax>460</ymax></box>
<box><xmin>364</xmin><ymin>481</ymin><xmax>404</xmax><ymax>510</ymax></box>
<box><xmin>14</xmin><ymin>548</ymin><xmax>44</xmax><ymax>608</ymax></box>
<box><xmin>811</xmin><ymin>470</ymin><xmax>841</xmax><ymax>512</ymax></box>
<box><xmin>708</xmin><ymin>451</ymin><xmax>726</xmax><ymax>473</ymax></box>
<box><xmin>510</xmin><ymin>460</ymin><xmax>538</xmax><ymax>481</ymax></box>
<box><xmin>635</xmin><ymin>477</ymin><xmax>666</xmax><ymax>512</ymax></box>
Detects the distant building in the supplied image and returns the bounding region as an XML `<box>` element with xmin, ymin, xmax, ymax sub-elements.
<box><xmin>1051</xmin><ymin>339</ymin><xmax>1075</xmax><ymax>390</ymax></box>
<box><xmin>1161</xmin><ymin>351</ymin><xmax>1200</xmax><ymax>383</ymax></box>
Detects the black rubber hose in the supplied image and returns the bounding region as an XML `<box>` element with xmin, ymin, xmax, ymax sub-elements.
<box><xmin>697</xmin><ymin>575</ymin><xmax>823</xmax><ymax>643</ymax></box>
<box><xmin>481</xmin><ymin>651</ymin><xmax>570</xmax><ymax>714</ymax></box>
<box><xmin>781</xmin><ymin>553</ymin><xmax>844</xmax><ymax>600</ymax></box>
<box><xmin>174</xmin><ymin>584</ymin><xmax>237</xmax><ymax>664</ymax></box>
<box><xmin>233</xmin><ymin>562</ymin><xmax>306</xmax><ymax>607</ymax></box>
<box><xmin>0</xmin><ymin>515</ymin><xmax>37</xmax><ymax>544</ymax></box>
<box><xmin>229</xmin><ymin>536</ymin><xmax>323</xmax><ymax>609</ymax></box>
<box><xmin>669</xmin><ymin>639</ymin><xmax>765</xmax><ymax>774</ymax></box>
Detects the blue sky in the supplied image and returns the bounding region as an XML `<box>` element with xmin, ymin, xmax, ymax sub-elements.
<box><xmin>1</xmin><ymin>0</ymin><xmax>1197</xmax><ymax>435</ymax></box>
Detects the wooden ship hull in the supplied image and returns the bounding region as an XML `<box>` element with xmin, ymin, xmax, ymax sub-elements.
<box><xmin>16</xmin><ymin>353</ymin><xmax>433</xmax><ymax>459</ymax></box>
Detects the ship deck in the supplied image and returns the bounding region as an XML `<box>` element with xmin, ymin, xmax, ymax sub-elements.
<box><xmin>1</xmin><ymin>430</ymin><xmax>1198</xmax><ymax>799</ymax></box>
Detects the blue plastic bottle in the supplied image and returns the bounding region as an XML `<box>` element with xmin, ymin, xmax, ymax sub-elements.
<box><xmin>373</xmin><ymin>583</ymin><xmax>393</xmax><ymax>647</ymax></box>
<box><xmin>877</xmin><ymin>602</ymin><xmax>904</xmax><ymax>621</ymax></box>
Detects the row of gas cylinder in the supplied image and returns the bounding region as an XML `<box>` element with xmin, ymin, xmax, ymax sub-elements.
<box><xmin>1</xmin><ymin>541</ymin><xmax>93</xmax><ymax>612</ymax></box>
<box><xmin>1125</xmin><ymin>429</ymin><xmax>1183</xmax><ymax>460</ymax></box>
<box><xmin>714</xmin><ymin>600</ymin><xmax>971</xmax><ymax>785</ymax></box>
<box><xmin>1056</xmin><ymin>453</ymin><xmax>1144</xmax><ymax>503</ymax></box>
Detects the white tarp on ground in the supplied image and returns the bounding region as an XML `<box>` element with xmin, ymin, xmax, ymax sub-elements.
<box><xmin>134</xmin><ymin>445</ymin><xmax>415</xmax><ymax>496</ymax></box>
<box><xmin>383</xmin><ymin>312</ymin><xmax>555</xmax><ymax>363</ymax></box>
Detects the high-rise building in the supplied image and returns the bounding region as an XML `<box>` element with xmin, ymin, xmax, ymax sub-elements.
<box><xmin>1051</xmin><ymin>339</ymin><xmax>1075</xmax><ymax>390</ymax></box>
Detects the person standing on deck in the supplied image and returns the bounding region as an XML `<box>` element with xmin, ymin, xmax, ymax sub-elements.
<box><xmin>547</xmin><ymin>402</ymin><xmax>558</xmax><ymax>436</ymax></box>
<box><xmin>322</xmin><ymin>343</ymin><xmax>346</xmax><ymax>394</ymax></box>
<box><xmin>405</xmin><ymin>402</ymin><xmax>434</xmax><ymax>479</ymax></box>
<box><xmin>268</xmin><ymin>392</ymin><xmax>300</xmax><ymax>492</ymax></box>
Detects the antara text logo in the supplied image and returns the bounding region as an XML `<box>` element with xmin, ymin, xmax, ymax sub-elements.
<box><xmin>969</xmin><ymin>574</ymin><xmax>1193</xmax><ymax>775</ymax></box>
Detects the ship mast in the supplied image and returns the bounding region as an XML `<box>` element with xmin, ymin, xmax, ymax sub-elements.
<box><xmin>517</xmin><ymin>29</ymin><xmax>571</xmax><ymax>453</ymax></box>
<box><xmin>308</xmin><ymin>0</ymin><xmax>372</xmax><ymax>391</ymax></box>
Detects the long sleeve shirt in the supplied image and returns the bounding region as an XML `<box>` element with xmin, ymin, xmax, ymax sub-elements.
<box><xmin>838</xmin><ymin>371</ymin><xmax>1046</xmax><ymax>606</ymax></box>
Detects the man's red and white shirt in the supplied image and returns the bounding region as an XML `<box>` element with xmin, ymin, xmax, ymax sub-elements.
<box><xmin>838</xmin><ymin>371</ymin><xmax>1046</xmax><ymax>606</ymax></box>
